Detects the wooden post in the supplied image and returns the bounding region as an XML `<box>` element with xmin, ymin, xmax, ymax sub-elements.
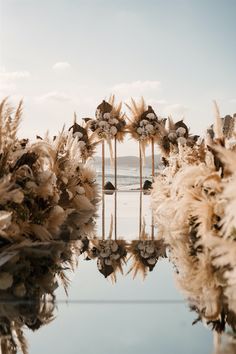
<box><xmin>114</xmin><ymin>192</ymin><xmax>117</xmax><ymax>240</ymax></box>
<box><xmin>139</xmin><ymin>142</ymin><xmax>143</xmax><ymax>190</ymax></box>
<box><xmin>114</xmin><ymin>137</ymin><xmax>117</xmax><ymax>190</ymax></box>
<box><xmin>151</xmin><ymin>138</ymin><xmax>155</xmax><ymax>182</ymax></box>
<box><xmin>102</xmin><ymin>192</ymin><xmax>105</xmax><ymax>240</ymax></box>
<box><xmin>102</xmin><ymin>140</ymin><xmax>105</xmax><ymax>190</ymax></box>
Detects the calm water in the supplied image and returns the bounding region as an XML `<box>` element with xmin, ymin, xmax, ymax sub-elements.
<box><xmin>1</xmin><ymin>192</ymin><xmax>214</xmax><ymax>354</ymax></box>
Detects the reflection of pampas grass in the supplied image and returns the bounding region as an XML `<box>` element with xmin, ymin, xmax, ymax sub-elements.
<box><xmin>0</xmin><ymin>240</ymin><xmax>79</xmax><ymax>354</ymax></box>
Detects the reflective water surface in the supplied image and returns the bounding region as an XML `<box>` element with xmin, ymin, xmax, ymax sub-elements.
<box><xmin>0</xmin><ymin>192</ymin><xmax>234</xmax><ymax>354</ymax></box>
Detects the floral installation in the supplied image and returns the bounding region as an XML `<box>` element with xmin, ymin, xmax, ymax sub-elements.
<box><xmin>0</xmin><ymin>99</ymin><xmax>99</xmax><ymax>244</ymax></box>
<box><xmin>87</xmin><ymin>238</ymin><xmax>127</xmax><ymax>281</ymax></box>
<box><xmin>153</xmin><ymin>117</ymin><xmax>200</xmax><ymax>159</ymax></box>
<box><xmin>151</xmin><ymin>103</ymin><xmax>236</xmax><ymax>336</ymax></box>
<box><xmin>126</xmin><ymin>98</ymin><xmax>162</xmax><ymax>161</ymax></box>
<box><xmin>68</xmin><ymin>114</ymin><xmax>99</xmax><ymax>162</ymax></box>
<box><xmin>86</xmin><ymin>216</ymin><xmax>127</xmax><ymax>281</ymax></box>
<box><xmin>0</xmin><ymin>240</ymin><xmax>79</xmax><ymax>354</ymax></box>
<box><xmin>127</xmin><ymin>219</ymin><xmax>167</xmax><ymax>278</ymax></box>
<box><xmin>87</xmin><ymin>95</ymin><xmax>126</xmax><ymax>164</ymax></box>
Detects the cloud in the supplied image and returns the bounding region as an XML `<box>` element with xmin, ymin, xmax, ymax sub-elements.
<box><xmin>0</xmin><ymin>69</ymin><xmax>30</xmax><ymax>81</ymax></box>
<box><xmin>112</xmin><ymin>80</ymin><xmax>161</xmax><ymax>97</ymax></box>
<box><xmin>162</xmin><ymin>103</ymin><xmax>188</xmax><ymax>117</ymax></box>
<box><xmin>37</xmin><ymin>91</ymin><xmax>72</xmax><ymax>102</ymax></box>
<box><xmin>52</xmin><ymin>62</ymin><xmax>71</xmax><ymax>71</ymax></box>
<box><xmin>0</xmin><ymin>68</ymin><xmax>31</xmax><ymax>96</ymax></box>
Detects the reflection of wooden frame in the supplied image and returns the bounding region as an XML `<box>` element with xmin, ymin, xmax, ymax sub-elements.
<box><xmin>151</xmin><ymin>138</ymin><xmax>155</xmax><ymax>182</ymax></box>
<box><xmin>101</xmin><ymin>191</ymin><xmax>117</xmax><ymax>240</ymax></box>
<box><xmin>102</xmin><ymin>141</ymin><xmax>105</xmax><ymax>189</ymax></box>
<box><xmin>114</xmin><ymin>138</ymin><xmax>117</xmax><ymax>190</ymax></box>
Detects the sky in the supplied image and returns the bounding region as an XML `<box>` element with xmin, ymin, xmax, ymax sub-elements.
<box><xmin>0</xmin><ymin>0</ymin><xmax>236</xmax><ymax>156</ymax></box>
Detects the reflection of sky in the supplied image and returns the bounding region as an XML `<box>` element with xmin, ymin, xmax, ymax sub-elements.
<box><xmin>27</xmin><ymin>192</ymin><xmax>212</xmax><ymax>354</ymax></box>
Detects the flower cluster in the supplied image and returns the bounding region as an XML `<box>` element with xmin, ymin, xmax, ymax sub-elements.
<box><xmin>68</xmin><ymin>119</ymin><xmax>97</xmax><ymax>162</ymax></box>
<box><xmin>0</xmin><ymin>99</ymin><xmax>99</xmax><ymax>244</ymax></box>
<box><xmin>87</xmin><ymin>239</ymin><xmax>127</xmax><ymax>280</ymax></box>
<box><xmin>126</xmin><ymin>99</ymin><xmax>161</xmax><ymax>143</ymax></box>
<box><xmin>128</xmin><ymin>239</ymin><xmax>167</xmax><ymax>278</ymax></box>
<box><xmin>89</xmin><ymin>97</ymin><xmax>126</xmax><ymax>142</ymax></box>
<box><xmin>151</xmin><ymin>104</ymin><xmax>236</xmax><ymax>332</ymax></box>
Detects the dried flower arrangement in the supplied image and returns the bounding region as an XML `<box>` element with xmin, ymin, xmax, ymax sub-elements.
<box><xmin>127</xmin><ymin>220</ymin><xmax>167</xmax><ymax>278</ymax></box>
<box><xmin>87</xmin><ymin>238</ymin><xmax>127</xmax><ymax>281</ymax></box>
<box><xmin>0</xmin><ymin>240</ymin><xmax>79</xmax><ymax>354</ymax></box>
<box><xmin>152</xmin><ymin>117</ymin><xmax>200</xmax><ymax>158</ymax></box>
<box><xmin>68</xmin><ymin>114</ymin><xmax>98</xmax><ymax>162</ymax></box>
<box><xmin>126</xmin><ymin>98</ymin><xmax>161</xmax><ymax>159</ymax></box>
<box><xmin>87</xmin><ymin>95</ymin><xmax>126</xmax><ymax>167</ymax></box>
<box><xmin>88</xmin><ymin>96</ymin><xmax>126</xmax><ymax>143</ymax></box>
<box><xmin>0</xmin><ymin>99</ymin><xmax>99</xmax><ymax>244</ymax></box>
<box><xmin>151</xmin><ymin>104</ymin><xmax>236</xmax><ymax>335</ymax></box>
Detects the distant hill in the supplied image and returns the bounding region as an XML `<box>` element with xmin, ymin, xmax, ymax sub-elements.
<box><xmin>93</xmin><ymin>155</ymin><xmax>161</xmax><ymax>170</ymax></box>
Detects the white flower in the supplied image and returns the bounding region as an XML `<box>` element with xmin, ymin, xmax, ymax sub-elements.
<box><xmin>78</xmin><ymin>141</ymin><xmax>86</xmax><ymax>149</ymax></box>
<box><xmin>109</xmin><ymin>118</ymin><xmax>118</xmax><ymax>125</ymax></box>
<box><xmin>146</xmin><ymin>113</ymin><xmax>155</xmax><ymax>120</ymax></box>
<box><xmin>168</xmin><ymin>132</ymin><xmax>177</xmax><ymax>142</ymax></box>
<box><xmin>103</xmin><ymin>113</ymin><xmax>111</xmax><ymax>120</ymax></box>
<box><xmin>146</xmin><ymin>124</ymin><xmax>154</xmax><ymax>133</ymax></box>
<box><xmin>111</xmin><ymin>242</ymin><xmax>118</xmax><ymax>252</ymax></box>
<box><xmin>111</xmin><ymin>253</ymin><xmax>120</xmax><ymax>260</ymax></box>
<box><xmin>177</xmin><ymin>137</ymin><xmax>187</xmax><ymax>145</ymax></box>
<box><xmin>13</xmin><ymin>283</ymin><xmax>26</xmax><ymax>297</ymax></box>
<box><xmin>176</xmin><ymin>127</ymin><xmax>186</xmax><ymax>137</ymax></box>
<box><xmin>110</xmin><ymin>126</ymin><xmax>117</xmax><ymax>136</ymax></box>
<box><xmin>147</xmin><ymin>258</ymin><xmax>156</xmax><ymax>265</ymax></box>
<box><xmin>0</xmin><ymin>272</ymin><xmax>13</xmax><ymax>290</ymax></box>
<box><xmin>146</xmin><ymin>244</ymin><xmax>155</xmax><ymax>254</ymax></box>
<box><xmin>12</xmin><ymin>191</ymin><xmax>24</xmax><ymax>204</ymax></box>
<box><xmin>99</xmin><ymin>120</ymin><xmax>107</xmax><ymax>127</ymax></box>
<box><xmin>137</xmin><ymin>127</ymin><xmax>143</xmax><ymax>135</ymax></box>
<box><xmin>138</xmin><ymin>242</ymin><xmax>145</xmax><ymax>250</ymax></box>
<box><xmin>142</xmin><ymin>119</ymin><xmax>148</xmax><ymax>125</ymax></box>
<box><xmin>74</xmin><ymin>132</ymin><xmax>83</xmax><ymax>139</ymax></box>
<box><xmin>76</xmin><ymin>186</ymin><xmax>85</xmax><ymax>194</ymax></box>
<box><xmin>140</xmin><ymin>251</ymin><xmax>149</xmax><ymax>259</ymax></box>
<box><xmin>100</xmin><ymin>249</ymin><xmax>110</xmax><ymax>258</ymax></box>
